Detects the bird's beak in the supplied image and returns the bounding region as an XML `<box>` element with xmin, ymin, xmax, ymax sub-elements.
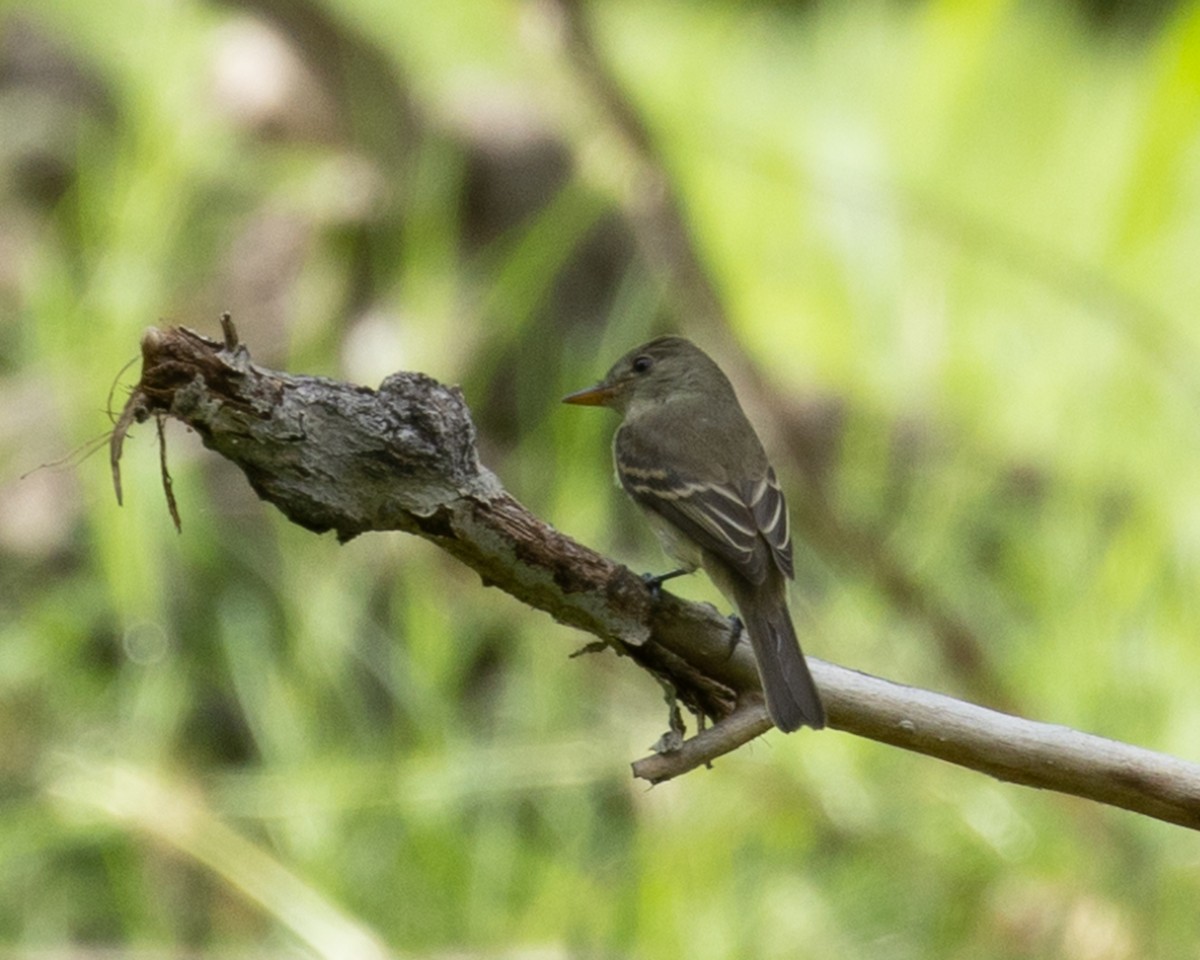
<box><xmin>562</xmin><ymin>382</ymin><xmax>617</xmax><ymax>406</ymax></box>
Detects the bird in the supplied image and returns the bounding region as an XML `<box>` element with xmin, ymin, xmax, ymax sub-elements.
<box><xmin>562</xmin><ymin>335</ymin><xmax>825</xmax><ymax>732</ymax></box>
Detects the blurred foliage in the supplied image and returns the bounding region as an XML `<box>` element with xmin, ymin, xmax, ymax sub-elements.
<box><xmin>3</xmin><ymin>0</ymin><xmax>1200</xmax><ymax>956</ymax></box>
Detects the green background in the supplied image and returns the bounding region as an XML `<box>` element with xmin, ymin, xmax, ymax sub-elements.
<box><xmin>3</xmin><ymin>0</ymin><xmax>1200</xmax><ymax>955</ymax></box>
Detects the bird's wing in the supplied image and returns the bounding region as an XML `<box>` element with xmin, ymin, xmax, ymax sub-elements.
<box><xmin>615</xmin><ymin>426</ymin><xmax>776</xmax><ymax>584</ymax></box>
<box><xmin>747</xmin><ymin>467</ymin><xmax>794</xmax><ymax>580</ymax></box>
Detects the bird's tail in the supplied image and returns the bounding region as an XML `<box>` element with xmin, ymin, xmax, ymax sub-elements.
<box><xmin>738</xmin><ymin>591</ymin><xmax>826</xmax><ymax>733</ymax></box>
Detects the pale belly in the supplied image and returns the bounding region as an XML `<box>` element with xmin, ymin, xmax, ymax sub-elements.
<box><xmin>641</xmin><ymin>507</ymin><xmax>703</xmax><ymax>572</ymax></box>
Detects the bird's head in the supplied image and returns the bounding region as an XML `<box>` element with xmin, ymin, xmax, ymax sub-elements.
<box><xmin>562</xmin><ymin>336</ymin><xmax>722</xmax><ymax>416</ymax></box>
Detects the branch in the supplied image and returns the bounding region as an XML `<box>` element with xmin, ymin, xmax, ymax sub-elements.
<box><xmin>111</xmin><ymin>320</ymin><xmax>1200</xmax><ymax>831</ymax></box>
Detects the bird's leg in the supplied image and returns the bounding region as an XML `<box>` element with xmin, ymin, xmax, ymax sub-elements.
<box><xmin>724</xmin><ymin>613</ymin><xmax>744</xmax><ymax>659</ymax></box>
<box><xmin>641</xmin><ymin>568</ymin><xmax>689</xmax><ymax>599</ymax></box>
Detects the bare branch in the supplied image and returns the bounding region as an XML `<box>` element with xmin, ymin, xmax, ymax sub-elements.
<box><xmin>823</xmin><ymin>664</ymin><xmax>1200</xmax><ymax>830</ymax></box>
<box><xmin>110</xmin><ymin>321</ymin><xmax>1200</xmax><ymax>831</ymax></box>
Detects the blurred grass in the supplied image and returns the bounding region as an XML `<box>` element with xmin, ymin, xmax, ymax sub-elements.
<box><xmin>4</xmin><ymin>0</ymin><xmax>1200</xmax><ymax>957</ymax></box>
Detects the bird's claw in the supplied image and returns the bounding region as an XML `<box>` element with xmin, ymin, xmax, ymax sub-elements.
<box><xmin>641</xmin><ymin>568</ymin><xmax>688</xmax><ymax>600</ymax></box>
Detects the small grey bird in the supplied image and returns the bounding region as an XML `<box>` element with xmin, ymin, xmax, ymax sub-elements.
<box><xmin>563</xmin><ymin>335</ymin><xmax>825</xmax><ymax>732</ymax></box>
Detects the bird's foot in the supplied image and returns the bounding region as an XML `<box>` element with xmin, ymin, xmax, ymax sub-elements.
<box><xmin>641</xmin><ymin>568</ymin><xmax>689</xmax><ymax>600</ymax></box>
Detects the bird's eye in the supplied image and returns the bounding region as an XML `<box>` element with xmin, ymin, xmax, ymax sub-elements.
<box><xmin>632</xmin><ymin>355</ymin><xmax>654</xmax><ymax>374</ymax></box>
